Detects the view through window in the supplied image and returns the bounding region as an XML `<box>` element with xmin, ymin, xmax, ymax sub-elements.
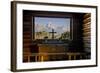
<box><xmin>34</xmin><ymin>17</ymin><xmax>70</xmax><ymax>40</ymax></box>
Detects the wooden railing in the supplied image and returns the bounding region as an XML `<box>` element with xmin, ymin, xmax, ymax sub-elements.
<box><xmin>23</xmin><ymin>53</ymin><xmax>90</xmax><ymax>62</ymax></box>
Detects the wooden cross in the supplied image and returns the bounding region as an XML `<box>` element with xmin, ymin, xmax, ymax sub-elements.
<box><xmin>49</xmin><ymin>29</ymin><xmax>56</xmax><ymax>39</ymax></box>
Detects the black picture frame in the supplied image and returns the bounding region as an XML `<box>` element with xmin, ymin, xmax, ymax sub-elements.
<box><xmin>11</xmin><ymin>1</ymin><xmax>98</xmax><ymax>72</ymax></box>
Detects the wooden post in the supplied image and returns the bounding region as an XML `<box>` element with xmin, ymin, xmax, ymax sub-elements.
<box><xmin>41</xmin><ymin>56</ymin><xmax>44</xmax><ymax>62</ymax></box>
<box><xmin>38</xmin><ymin>56</ymin><xmax>40</xmax><ymax>61</ymax></box>
<box><xmin>35</xmin><ymin>55</ymin><xmax>37</xmax><ymax>62</ymax></box>
<box><xmin>28</xmin><ymin>55</ymin><xmax>30</xmax><ymax>62</ymax></box>
<box><xmin>68</xmin><ymin>55</ymin><xmax>72</xmax><ymax>60</ymax></box>
<box><xmin>74</xmin><ymin>55</ymin><xmax>76</xmax><ymax>60</ymax></box>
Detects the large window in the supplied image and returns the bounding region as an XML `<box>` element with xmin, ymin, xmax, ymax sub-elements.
<box><xmin>34</xmin><ymin>17</ymin><xmax>71</xmax><ymax>40</ymax></box>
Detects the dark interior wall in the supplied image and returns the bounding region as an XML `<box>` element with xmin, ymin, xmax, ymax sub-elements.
<box><xmin>72</xmin><ymin>14</ymin><xmax>83</xmax><ymax>40</ymax></box>
<box><xmin>71</xmin><ymin>13</ymin><xmax>84</xmax><ymax>52</ymax></box>
<box><xmin>23</xmin><ymin>10</ymin><xmax>84</xmax><ymax>55</ymax></box>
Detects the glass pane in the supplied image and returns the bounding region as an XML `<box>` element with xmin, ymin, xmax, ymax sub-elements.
<box><xmin>34</xmin><ymin>17</ymin><xmax>70</xmax><ymax>40</ymax></box>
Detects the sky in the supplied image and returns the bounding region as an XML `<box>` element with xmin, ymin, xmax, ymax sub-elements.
<box><xmin>35</xmin><ymin>17</ymin><xmax>70</xmax><ymax>34</ymax></box>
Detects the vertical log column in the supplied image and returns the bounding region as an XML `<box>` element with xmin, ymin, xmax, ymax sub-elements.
<box><xmin>23</xmin><ymin>14</ymin><xmax>32</xmax><ymax>62</ymax></box>
<box><xmin>83</xmin><ymin>13</ymin><xmax>91</xmax><ymax>57</ymax></box>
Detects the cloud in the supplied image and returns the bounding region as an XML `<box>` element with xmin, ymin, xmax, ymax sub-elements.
<box><xmin>47</xmin><ymin>22</ymin><xmax>57</xmax><ymax>30</ymax></box>
<box><xmin>35</xmin><ymin>24</ymin><xmax>45</xmax><ymax>31</ymax></box>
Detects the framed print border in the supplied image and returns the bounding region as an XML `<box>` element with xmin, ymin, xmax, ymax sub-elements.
<box><xmin>11</xmin><ymin>1</ymin><xmax>98</xmax><ymax>72</ymax></box>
